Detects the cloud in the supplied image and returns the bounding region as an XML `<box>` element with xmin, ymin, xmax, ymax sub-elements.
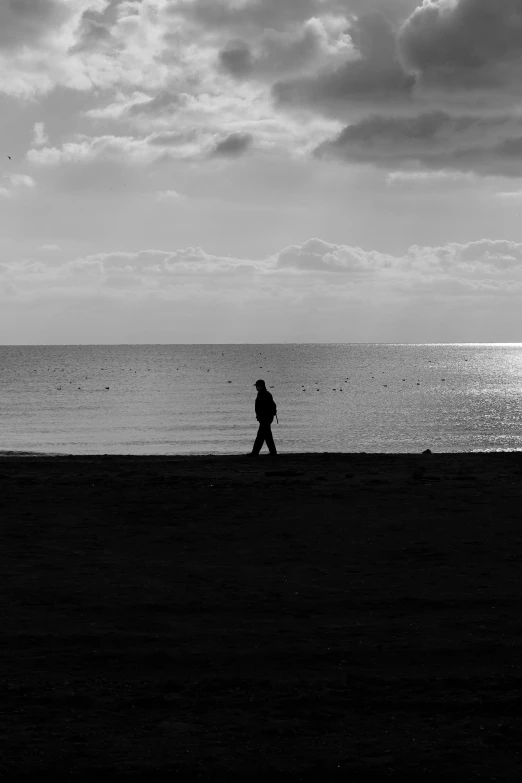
<box><xmin>26</xmin><ymin>129</ymin><xmax>237</xmax><ymax>173</ymax></box>
<box><xmin>0</xmin><ymin>172</ymin><xmax>36</xmax><ymax>197</ymax></box>
<box><xmin>167</xmin><ymin>0</ymin><xmax>324</xmax><ymax>35</ymax></box>
<box><xmin>218</xmin><ymin>16</ymin><xmax>353</xmax><ymax>82</ymax></box>
<box><xmin>69</xmin><ymin>12</ymin><xmax>113</xmax><ymax>53</ymax></box>
<box><xmin>8</xmin><ymin>174</ymin><xmax>36</xmax><ymax>188</ymax></box>
<box><xmin>0</xmin><ymin>0</ymin><xmax>71</xmax><ymax>51</ymax></box>
<box><xmin>275</xmin><ymin>237</ymin><xmax>401</xmax><ymax>275</ymax></box>
<box><xmin>32</xmin><ymin>122</ymin><xmax>49</xmax><ymax>147</ymax></box>
<box><xmin>272</xmin><ymin>237</ymin><xmax>522</xmax><ymax>280</ymax></box>
<box><xmin>27</xmin><ymin>134</ymin><xmax>160</xmax><ymax>166</ymax></box>
<box><xmin>148</xmin><ymin>129</ymin><xmax>198</xmax><ymax>147</ymax></box>
<box><xmin>155</xmin><ymin>189</ymin><xmax>184</xmax><ymax>201</ymax></box>
<box><xmin>219</xmin><ymin>40</ymin><xmax>253</xmax><ymax>78</ymax></box>
<box><xmin>212</xmin><ymin>132</ymin><xmax>253</xmax><ymax>156</ymax></box>
<box><xmin>314</xmin><ymin>110</ymin><xmax>522</xmax><ymax>177</ymax></box>
<box><xmin>65</xmin><ymin>247</ymin><xmax>266</xmax><ymax>277</ymax></box>
<box><xmin>496</xmin><ymin>190</ymin><xmax>522</xmax><ymax>199</ymax></box>
<box><xmin>4</xmin><ymin>238</ymin><xmax>522</xmax><ymax>323</ymax></box>
<box><xmin>0</xmin><ymin>0</ymin><xmax>168</xmax><ymax>98</ymax></box>
<box><xmin>398</xmin><ymin>0</ymin><xmax>522</xmax><ymax>98</ymax></box>
<box><xmin>127</xmin><ymin>90</ymin><xmax>186</xmax><ymax>117</ymax></box>
<box><xmin>267</xmin><ymin>1</ymin><xmax>522</xmax><ymax>173</ymax></box>
<box><xmin>386</xmin><ymin>169</ymin><xmax>475</xmax><ymax>185</ymax></box>
<box><xmin>7</xmin><ymin>0</ymin><xmax>522</xmax><ymax>180</ymax></box>
<box><xmin>7</xmin><ymin>235</ymin><xmax>522</xmax><ymax>285</ymax></box>
<box><xmin>273</xmin><ymin>12</ymin><xmax>415</xmax><ymax>118</ymax></box>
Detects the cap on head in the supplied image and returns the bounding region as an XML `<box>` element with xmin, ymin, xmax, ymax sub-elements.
<box><xmin>254</xmin><ymin>379</ymin><xmax>266</xmax><ymax>387</ymax></box>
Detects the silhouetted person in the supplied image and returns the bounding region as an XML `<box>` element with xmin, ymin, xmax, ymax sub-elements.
<box><xmin>250</xmin><ymin>379</ymin><xmax>277</xmax><ymax>456</ymax></box>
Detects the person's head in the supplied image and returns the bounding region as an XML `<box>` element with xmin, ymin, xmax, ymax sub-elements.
<box><xmin>254</xmin><ymin>379</ymin><xmax>266</xmax><ymax>391</ymax></box>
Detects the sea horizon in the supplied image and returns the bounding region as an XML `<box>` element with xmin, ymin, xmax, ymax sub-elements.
<box><xmin>3</xmin><ymin>342</ymin><xmax>522</xmax><ymax>347</ymax></box>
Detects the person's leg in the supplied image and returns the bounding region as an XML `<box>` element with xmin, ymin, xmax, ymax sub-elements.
<box><xmin>251</xmin><ymin>423</ymin><xmax>266</xmax><ymax>455</ymax></box>
<box><xmin>265</xmin><ymin>423</ymin><xmax>277</xmax><ymax>455</ymax></box>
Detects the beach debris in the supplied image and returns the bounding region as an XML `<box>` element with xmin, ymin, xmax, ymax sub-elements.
<box><xmin>422</xmin><ymin>449</ymin><xmax>432</xmax><ymax>455</ymax></box>
<box><xmin>105</xmin><ymin>387</ymin><xmax>110</xmax><ymax>390</ymax></box>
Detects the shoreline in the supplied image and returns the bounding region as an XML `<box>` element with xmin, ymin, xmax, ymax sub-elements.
<box><xmin>1</xmin><ymin>449</ymin><xmax>522</xmax><ymax>457</ymax></box>
<box><xmin>3</xmin><ymin>451</ymin><xmax>522</xmax><ymax>780</ymax></box>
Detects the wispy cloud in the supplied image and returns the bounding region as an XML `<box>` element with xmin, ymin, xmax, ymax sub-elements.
<box><xmin>8</xmin><ymin>174</ymin><xmax>36</xmax><ymax>188</ymax></box>
<box><xmin>32</xmin><ymin>122</ymin><xmax>49</xmax><ymax>147</ymax></box>
<box><xmin>0</xmin><ymin>173</ymin><xmax>36</xmax><ymax>197</ymax></box>
<box><xmin>155</xmin><ymin>189</ymin><xmax>185</xmax><ymax>201</ymax></box>
<box><xmin>496</xmin><ymin>190</ymin><xmax>522</xmax><ymax>199</ymax></box>
<box><xmin>386</xmin><ymin>170</ymin><xmax>475</xmax><ymax>186</ymax></box>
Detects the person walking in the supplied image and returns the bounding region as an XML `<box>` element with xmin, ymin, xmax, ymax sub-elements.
<box><xmin>250</xmin><ymin>379</ymin><xmax>278</xmax><ymax>456</ymax></box>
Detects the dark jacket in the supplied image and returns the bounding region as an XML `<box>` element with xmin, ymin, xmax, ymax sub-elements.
<box><xmin>255</xmin><ymin>389</ymin><xmax>277</xmax><ymax>422</ymax></box>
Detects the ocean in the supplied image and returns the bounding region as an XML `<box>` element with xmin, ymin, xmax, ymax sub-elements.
<box><xmin>1</xmin><ymin>344</ymin><xmax>522</xmax><ymax>455</ymax></box>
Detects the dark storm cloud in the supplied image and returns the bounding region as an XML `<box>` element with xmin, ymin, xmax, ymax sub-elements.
<box><xmin>170</xmin><ymin>2</ymin><xmax>420</xmax><ymax>114</ymax></box>
<box><xmin>343</xmin><ymin>0</ymin><xmax>420</xmax><ymax>22</ymax></box>
<box><xmin>272</xmin><ymin>12</ymin><xmax>415</xmax><ymax>115</ymax></box>
<box><xmin>212</xmin><ymin>132</ymin><xmax>253</xmax><ymax>157</ymax></box>
<box><xmin>0</xmin><ymin>0</ymin><xmax>69</xmax><ymax>49</ymax></box>
<box><xmin>314</xmin><ymin>111</ymin><xmax>522</xmax><ymax>177</ymax></box>
<box><xmin>219</xmin><ymin>40</ymin><xmax>254</xmax><ymax>78</ymax></box>
<box><xmin>169</xmin><ymin>0</ymin><xmax>420</xmax><ymax>34</ymax></box>
<box><xmin>218</xmin><ymin>22</ymin><xmax>337</xmax><ymax>81</ymax></box>
<box><xmin>398</xmin><ymin>0</ymin><xmax>522</xmax><ymax>92</ymax></box>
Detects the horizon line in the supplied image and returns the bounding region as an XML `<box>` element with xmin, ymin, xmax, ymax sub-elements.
<box><xmin>1</xmin><ymin>342</ymin><xmax>522</xmax><ymax>348</ymax></box>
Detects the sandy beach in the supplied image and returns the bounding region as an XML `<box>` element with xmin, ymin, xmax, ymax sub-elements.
<box><xmin>2</xmin><ymin>451</ymin><xmax>522</xmax><ymax>781</ymax></box>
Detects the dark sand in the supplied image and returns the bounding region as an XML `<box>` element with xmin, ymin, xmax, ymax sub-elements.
<box><xmin>2</xmin><ymin>452</ymin><xmax>522</xmax><ymax>781</ymax></box>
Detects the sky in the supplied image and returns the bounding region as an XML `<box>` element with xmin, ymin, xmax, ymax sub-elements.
<box><xmin>2</xmin><ymin>0</ymin><xmax>522</xmax><ymax>343</ymax></box>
